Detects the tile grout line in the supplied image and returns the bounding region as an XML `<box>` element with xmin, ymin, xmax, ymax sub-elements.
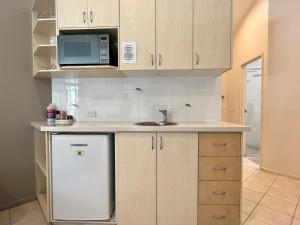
<box><xmin>289</xmin><ymin>193</ymin><xmax>300</xmax><ymax>225</ymax></box>
<box><xmin>243</xmin><ymin>174</ymin><xmax>279</xmax><ymax>224</ymax></box>
<box><xmin>8</xmin><ymin>208</ymin><xmax>11</xmax><ymax>225</ymax></box>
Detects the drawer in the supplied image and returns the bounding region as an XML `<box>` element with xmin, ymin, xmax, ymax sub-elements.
<box><xmin>198</xmin><ymin>205</ymin><xmax>240</xmax><ymax>225</ymax></box>
<box><xmin>198</xmin><ymin>181</ymin><xmax>240</xmax><ymax>205</ymax></box>
<box><xmin>199</xmin><ymin>157</ymin><xmax>241</xmax><ymax>180</ymax></box>
<box><xmin>199</xmin><ymin>133</ymin><xmax>241</xmax><ymax>156</ymax></box>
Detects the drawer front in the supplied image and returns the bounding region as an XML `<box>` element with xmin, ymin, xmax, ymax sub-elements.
<box><xmin>199</xmin><ymin>133</ymin><xmax>241</xmax><ymax>156</ymax></box>
<box><xmin>198</xmin><ymin>205</ymin><xmax>240</xmax><ymax>225</ymax></box>
<box><xmin>198</xmin><ymin>181</ymin><xmax>240</xmax><ymax>205</ymax></box>
<box><xmin>199</xmin><ymin>157</ymin><xmax>241</xmax><ymax>180</ymax></box>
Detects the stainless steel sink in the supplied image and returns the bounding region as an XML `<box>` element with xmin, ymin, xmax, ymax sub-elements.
<box><xmin>135</xmin><ymin>121</ymin><xmax>178</xmax><ymax>126</ymax></box>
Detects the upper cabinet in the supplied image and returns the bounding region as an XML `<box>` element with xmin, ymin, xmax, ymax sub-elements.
<box><xmin>57</xmin><ymin>0</ymin><xmax>119</xmax><ymax>29</ymax></box>
<box><xmin>57</xmin><ymin>0</ymin><xmax>88</xmax><ymax>29</ymax></box>
<box><xmin>194</xmin><ymin>0</ymin><xmax>232</xmax><ymax>69</ymax></box>
<box><xmin>88</xmin><ymin>0</ymin><xmax>119</xmax><ymax>27</ymax></box>
<box><xmin>120</xmin><ymin>0</ymin><xmax>156</xmax><ymax>70</ymax></box>
<box><xmin>156</xmin><ymin>0</ymin><xmax>193</xmax><ymax>70</ymax></box>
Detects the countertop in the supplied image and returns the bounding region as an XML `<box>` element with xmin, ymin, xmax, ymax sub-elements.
<box><xmin>31</xmin><ymin>121</ymin><xmax>250</xmax><ymax>132</ymax></box>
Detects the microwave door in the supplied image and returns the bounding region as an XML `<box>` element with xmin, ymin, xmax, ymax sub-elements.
<box><xmin>58</xmin><ymin>35</ymin><xmax>100</xmax><ymax>65</ymax></box>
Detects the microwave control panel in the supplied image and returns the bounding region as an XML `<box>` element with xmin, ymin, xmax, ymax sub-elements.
<box><xmin>99</xmin><ymin>34</ymin><xmax>110</xmax><ymax>64</ymax></box>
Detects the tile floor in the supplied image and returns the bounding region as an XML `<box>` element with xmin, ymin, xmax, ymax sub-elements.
<box><xmin>1</xmin><ymin>157</ymin><xmax>300</xmax><ymax>225</ymax></box>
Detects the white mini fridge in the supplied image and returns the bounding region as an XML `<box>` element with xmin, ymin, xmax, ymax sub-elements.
<box><xmin>51</xmin><ymin>133</ymin><xmax>114</xmax><ymax>221</ymax></box>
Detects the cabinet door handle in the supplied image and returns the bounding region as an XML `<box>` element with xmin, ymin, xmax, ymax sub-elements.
<box><xmin>160</xmin><ymin>136</ymin><xmax>163</xmax><ymax>150</ymax></box>
<box><xmin>159</xmin><ymin>54</ymin><xmax>162</xmax><ymax>66</ymax></box>
<box><xmin>152</xmin><ymin>136</ymin><xmax>155</xmax><ymax>150</ymax></box>
<box><xmin>213</xmin><ymin>143</ymin><xmax>227</xmax><ymax>148</ymax></box>
<box><xmin>213</xmin><ymin>167</ymin><xmax>227</xmax><ymax>171</ymax></box>
<box><xmin>196</xmin><ymin>53</ymin><xmax>200</xmax><ymax>65</ymax></box>
<box><xmin>213</xmin><ymin>215</ymin><xmax>226</xmax><ymax>220</ymax></box>
<box><xmin>90</xmin><ymin>11</ymin><xmax>94</xmax><ymax>23</ymax></box>
<box><xmin>83</xmin><ymin>11</ymin><xmax>87</xmax><ymax>23</ymax></box>
<box><xmin>151</xmin><ymin>54</ymin><xmax>154</xmax><ymax>66</ymax></box>
<box><xmin>212</xmin><ymin>191</ymin><xmax>226</xmax><ymax>196</ymax></box>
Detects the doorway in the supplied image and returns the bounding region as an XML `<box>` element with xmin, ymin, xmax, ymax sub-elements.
<box><xmin>242</xmin><ymin>57</ymin><xmax>262</xmax><ymax>165</ymax></box>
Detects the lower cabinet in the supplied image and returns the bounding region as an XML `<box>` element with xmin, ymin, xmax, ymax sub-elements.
<box><xmin>198</xmin><ymin>133</ymin><xmax>242</xmax><ymax>225</ymax></box>
<box><xmin>116</xmin><ymin>132</ymin><xmax>198</xmax><ymax>225</ymax></box>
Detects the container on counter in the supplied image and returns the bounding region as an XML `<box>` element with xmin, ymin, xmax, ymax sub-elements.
<box><xmin>47</xmin><ymin>103</ymin><xmax>56</xmax><ymax>124</ymax></box>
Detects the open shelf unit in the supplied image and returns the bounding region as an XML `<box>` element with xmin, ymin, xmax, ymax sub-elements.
<box><xmin>34</xmin><ymin>129</ymin><xmax>50</xmax><ymax>223</ymax></box>
<box><xmin>32</xmin><ymin>0</ymin><xmax>57</xmax><ymax>77</ymax></box>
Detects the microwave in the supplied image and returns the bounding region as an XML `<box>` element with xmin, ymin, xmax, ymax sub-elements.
<box><xmin>58</xmin><ymin>34</ymin><xmax>111</xmax><ymax>66</ymax></box>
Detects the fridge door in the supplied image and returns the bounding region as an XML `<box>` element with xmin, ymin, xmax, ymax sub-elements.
<box><xmin>51</xmin><ymin>134</ymin><xmax>113</xmax><ymax>221</ymax></box>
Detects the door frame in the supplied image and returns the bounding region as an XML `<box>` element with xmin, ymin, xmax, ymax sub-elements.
<box><xmin>240</xmin><ymin>54</ymin><xmax>265</xmax><ymax>165</ymax></box>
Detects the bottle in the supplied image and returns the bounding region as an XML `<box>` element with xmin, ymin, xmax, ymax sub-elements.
<box><xmin>47</xmin><ymin>103</ymin><xmax>56</xmax><ymax>124</ymax></box>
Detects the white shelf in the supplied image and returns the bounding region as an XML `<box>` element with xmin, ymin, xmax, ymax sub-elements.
<box><xmin>60</xmin><ymin>65</ymin><xmax>118</xmax><ymax>70</ymax></box>
<box><xmin>34</xmin><ymin>18</ymin><xmax>56</xmax><ymax>36</ymax></box>
<box><xmin>34</xmin><ymin>44</ymin><xmax>56</xmax><ymax>56</ymax></box>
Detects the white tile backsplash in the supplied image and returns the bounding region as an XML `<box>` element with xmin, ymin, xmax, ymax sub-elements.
<box><xmin>52</xmin><ymin>76</ymin><xmax>221</xmax><ymax>122</ymax></box>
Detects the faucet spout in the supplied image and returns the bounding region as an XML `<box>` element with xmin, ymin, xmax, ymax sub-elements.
<box><xmin>159</xmin><ymin>109</ymin><xmax>168</xmax><ymax>123</ymax></box>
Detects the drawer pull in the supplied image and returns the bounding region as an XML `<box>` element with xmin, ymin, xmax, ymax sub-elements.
<box><xmin>213</xmin><ymin>215</ymin><xmax>226</xmax><ymax>220</ymax></box>
<box><xmin>213</xmin><ymin>143</ymin><xmax>227</xmax><ymax>148</ymax></box>
<box><xmin>212</xmin><ymin>191</ymin><xmax>226</xmax><ymax>196</ymax></box>
<box><xmin>213</xmin><ymin>167</ymin><xmax>227</xmax><ymax>171</ymax></box>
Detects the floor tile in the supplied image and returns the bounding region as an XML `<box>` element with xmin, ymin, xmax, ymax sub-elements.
<box><xmin>249</xmin><ymin>171</ymin><xmax>277</xmax><ymax>186</ymax></box>
<box><xmin>243</xmin><ymin>158</ymin><xmax>260</xmax><ymax>169</ymax></box>
<box><xmin>10</xmin><ymin>201</ymin><xmax>41</xmax><ymax>223</ymax></box>
<box><xmin>259</xmin><ymin>195</ymin><xmax>297</xmax><ymax>216</ymax></box>
<box><xmin>242</xmin><ymin>199</ymin><xmax>257</xmax><ymax>222</ymax></box>
<box><xmin>243</xmin><ymin>166</ymin><xmax>257</xmax><ymax>181</ymax></box>
<box><xmin>292</xmin><ymin>218</ymin><xmax>300</xmax><ymax>225</ymax></box>
<box><xmin>272</xmin><ymin>176</ymin><xmax>300</xmax><ymax>194</ymax></box>
<box><xmin>266</xmin><ymin>186</ymin><xmax>299</xmax><ymax>204</ymax></box>
<box><xmin>243</xmin><ymin>188</ymin><xmax>264</xmax><ymax>203</ymax></box>
<box><xmin>0</xmin><ymin>210</ymin><xmax>10</xmax><ymax>225</ymax></box>
<box><xmin>295</xmin><ymin>205</ymin><xmax>300</xmax><ymax>220</ymax></box>
<box><xmin>11</xmin><ymin>211</ymin><xmax>46</xmax><ymax>225</ymax></box>
<box><xmin>246</xmin><ymin>205</ymin><xmax>292</xmax><ymax>225</ymax></box>
<box><xmin>243</xmin><ymin>178</ymin><xmax>270</xmax><ymax>194</ymax></box>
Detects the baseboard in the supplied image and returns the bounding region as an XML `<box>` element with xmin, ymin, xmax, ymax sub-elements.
<box><xmin>0</xmin><ymin>195</ymin><xmax>37</xmax><ymax>211</ymax></box>
<box><xmin>261</xmin><ymin>166</ymin><xmax>300</xmax><ymax>181</ymax></box>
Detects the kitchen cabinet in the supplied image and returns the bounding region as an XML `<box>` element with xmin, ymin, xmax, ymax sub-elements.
<box><xmin>193</xmin><ymin>0</ymin><xmax>232</xmax><ymax>69</ymax></box>
<box><xmin>116</xmin><ymin>132</ymin><xmax>198</xmax><ymax>225</ymax></box>
<box><xmin>198</xmin><ymin>133</ymin><xmax>241</xmax><ymax>225</ymax></box>
<box><xmin>57</xmin><ymin>0</ymin><xmax>87</xmax><ymax>29</ymax></box>
<box><xmin>116</xmin><ymin>133</ymin><xmax>157</xmax><ymax>225</ymax></box>
<box><xmin>88</xmin><ymin>0</ymin><xmax>119</xmax><ymax>27</ymax></box>
<box><xmin>156</xmin><ymin>0</ymin><xmax>193</xmax><ymax>70</ymax></box>
<box><xmin>57</xmin><ymin>0</ymin><xmax>119</xmax><ymax>29</ymax></box>
<box><xmin>120</xmin><ymin>0</ymin><xmax>156</xmax><ymax>70</ymax></box>
<box><xmin>157</xmin><ymin>133</ymin><xmax>198</xmax><ymax>225</ymax></box>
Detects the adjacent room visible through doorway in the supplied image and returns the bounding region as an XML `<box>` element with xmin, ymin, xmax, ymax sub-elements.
<box><xmin>243</xmin><ymin>57</ymin><xmax>262</xmax><ymax>165</ymax></box>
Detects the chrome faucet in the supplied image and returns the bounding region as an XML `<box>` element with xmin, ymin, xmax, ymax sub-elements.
<box><xmin>159</xmin><ymin>109</ymin><xmax>168</xmax><ymax>123</ymax></box>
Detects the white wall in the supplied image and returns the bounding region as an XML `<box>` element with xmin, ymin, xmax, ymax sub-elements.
<box><xmin>52</xmin><ymin>76</ymin><xmax>222</xmax><ymax>123</ymax></box>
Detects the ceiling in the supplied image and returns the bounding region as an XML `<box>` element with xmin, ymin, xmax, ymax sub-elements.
<box><xmin>233</xmin><ymin>0</ymin><xmax>257</xmax><ymax>30</ymax></box>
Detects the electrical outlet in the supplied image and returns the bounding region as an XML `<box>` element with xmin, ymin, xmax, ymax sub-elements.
<box><xmin>88</xmin><ymin>110</ymin><xmax>97</xmax><ymax>117</ymax></box>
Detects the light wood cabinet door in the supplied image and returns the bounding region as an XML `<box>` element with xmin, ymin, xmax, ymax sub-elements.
<box><xmin>156</xmin><ymin>0</ymin><xmax>193</xmax><ymax>70</ymax></box>
<box><xmin>194</xmin><ymin>0</ymin><xmax>232</xmax><ymax>69</ymax></box>
<box><xmin>157</xmin><ymin>133</ymin><xmax>198</xmax><ymax>225</ymax></box>
<box><xmin>88</xmin><ymin>0</ymin><xmax>119</xmax><ymax>27</ymax></box>
<box><xmin>120</xmin><ymin>0</ymin><xmax>156</xmax><ymax>70</ymax></box>
<box><xmin>116</xmin><ymin>133</ymin><xmax>157</xmax><ymax>225</ymax></box>
<box><xmin>57</xmin><ymin>0</ymin><xmax>88</xmax><ymax>29</ymax></box>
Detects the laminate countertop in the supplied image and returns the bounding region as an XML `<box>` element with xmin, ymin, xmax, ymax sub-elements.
<box><xmin>31</xmin><ymin>121</ymin><xmax>250</xmax><ymax>133</ymax></box>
